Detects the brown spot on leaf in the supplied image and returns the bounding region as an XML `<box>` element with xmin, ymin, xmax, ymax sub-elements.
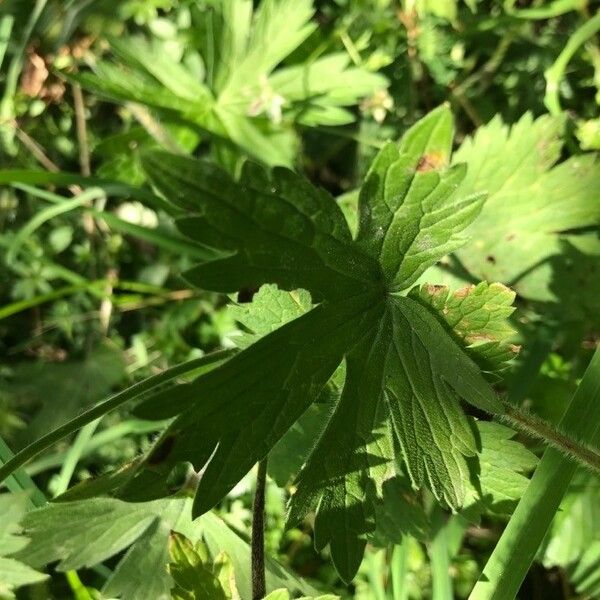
<box><xmin>509</xmin><ymin>344</ymin><xmax>522</xmax><ymax>354</ymax></box>
<box><xmin>416</xmin><ymin>151</ymin><xmax>447</xmax><ymax>172</ymax></box>
<box><xmin>453</xmin><ymin>285</ymin><xmax>475</xmax><ymax>298</ymax></box>
<box><xmin>425</xmin><ymin>284</ymin><xmax>446</xmax><ymax>296</ymax></box>
<box><xmin>466</xmin><ymin>334</ymin><xmax>496</xmax><ymax>344</ymax></box>
<box><xmin>486</xmin><ymin>255</ymin><xmax>496</xmax><ymax>264</ymax></box>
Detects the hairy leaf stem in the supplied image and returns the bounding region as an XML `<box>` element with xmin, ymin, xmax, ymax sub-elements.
<box><xmin>498</xmin><ymin>399</ymin><xmax>600</xmax><ymax>475</ymax></box>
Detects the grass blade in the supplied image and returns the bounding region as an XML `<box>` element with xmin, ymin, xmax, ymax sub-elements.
<box><xmin>391</xmin><ymin>539</ymin><xmax>411</xmax><ymax>600</ymax></box>
<box><xmin>0</xmin><ymin>349</ymin><xmax>234</xmax><ymax>486</ymax></box>
<box><xmin>469</xmin><ymin>346</ymin><xmax>600</xmax><ymax>600</ymax></box>
<box><xmin>429</xmin><ymin>508</ymin><xmax>453</xmax><ymax>600</ymax></box>
<box><xmin>0</xmin><ymin>435</ymin><xmax>46</xmax><ymax>508</ymax></box>
<box><xmin>0</xmin><ymin>170</ymin><xmax>175</xmax><ymax>213</ymax></box>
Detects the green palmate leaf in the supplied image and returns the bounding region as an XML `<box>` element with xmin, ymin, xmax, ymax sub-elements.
<box><xmin>68</xmin><ymin>0</ymin><xmax>386</xmax><ymax>166</ymax></box>
<box><xmin>0</xmin><ymin>495</ymin><xmax>47</xmax><ymax>600</ymax></box>
<box><xmin>116</xmin><ymin>106</ymin><xmax>509</xmax><ymax>581</ymax></box>
<box><xmin>13</xmin><ymin>497</ymin><xmax>191</xmax><ymax>582</ymax></box>
<box><xmin>8</xmin><ymin>497</ymin><xmax>315</xmax><ymax>599</ymax></box>
<box><xmin>453</xmin><ymin>113</ymin><xmax>600</xmax><ymax>303</ymax></box>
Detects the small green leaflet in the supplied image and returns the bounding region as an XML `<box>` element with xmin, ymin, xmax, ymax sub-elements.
<box><xmin>467</xmin><ymin>422</ymin><xmax>538</xmax><ymax>514</ymax></box>
<box><xmin>0</xmin><ymin>495</ymin><xmax>47</xmax><ymax>600</ymax></box>
<box><xmin>409</xmin><ymin>281</ymin><xmax>518</xmax><ymax>376</ymax></box>
<box><xmin>168</xmin><ymin>533</ymin><xmax>237</xmax><ymax>600</ymax></box>
<box><xmin>123</xmin><ymin>106</ymin><xmax>511</xmax><ymax>582</ymax></box>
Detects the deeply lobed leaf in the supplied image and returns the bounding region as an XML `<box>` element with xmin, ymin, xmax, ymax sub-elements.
<box><xmin>81</xmin><ymin>107</ymin><xmax>515</xmax><ymax>582</ymax></box>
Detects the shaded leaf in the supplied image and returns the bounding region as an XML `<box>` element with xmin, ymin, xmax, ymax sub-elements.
<box><xmin>124</xmin><ymin>107</ymin><xmax>509</xmax><ymax>582</ymax></box>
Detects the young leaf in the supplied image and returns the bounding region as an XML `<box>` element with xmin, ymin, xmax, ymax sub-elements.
<box><xmin>124</xmin><ymin>107</ymin><xmax>510</xmax><ymax>582</ymax></box>
<box><xmin>168</xmin><ymin>533</ymin><xmax>236</xmax><ymax>600</ymax></box>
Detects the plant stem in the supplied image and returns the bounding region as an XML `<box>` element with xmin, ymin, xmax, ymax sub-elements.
<box><xmin>544</xmin><ymin>11</ymin><xmax>600</xmax><ymax>114</ymax></box>
<box><xmin>501</xmin><ymin>401</ymin><xmax>600</xmax><ymax>475</ymax></box>
<box><xmin>252</xmin><ymin>458</ymin><xmax>268</xmax><ymax>600</ymax></box>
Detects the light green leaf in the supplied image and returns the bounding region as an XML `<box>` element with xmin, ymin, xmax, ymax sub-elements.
<box><xmin>228</xmin><ymin>284</ymin><xmax>312</xmax><ymax>349</ymax></box>
<box><xmin>453</xmin><ymin>113</ymin><xmax>600</xmax><ymax>302</ymax></box>
<box><xmin>409</xmin><ymin>282</ymin><xmax>518</xmax><ymax>374</ymax></box>
<box><xmin>269</xmin><ymin>53</ymin><xmax>387</xmax><ymax>126</ymax></box>
<box><xmin>102</xmin><ymin>518</ymin><xmax>173</xmax><ymax>600</ymax></box>
<box><xmin>67</xmin><ymin>0</ymin><xmax>385</xmax><ymax>166</ymax></box>
<box><xmin>11</xmin><ymin>497</ymin><xmax>198</xmax><ymax>599</ymax></box>
<box><xmin>0</xmin><ymin>558</ymin><xmax>47</xmax><ymax>598</ymax></box>
<box><xmin>168</xmin><ymin>533</ymin><xmax>232</xmax><ymax>600</ymax></box>
<box><xmin>14</xmin><ymin>497</ymin><xmax>187</xmax><ymax>571</ymax></box>
<box><xmin>468</xmin><ymin>422</ymin><xmax>538</xmax><ymax>513</ymax></box>
<box><xmin>218</xmin><ymin>0</ymin><xmax>316</xmax><ymax>102</ymax></box>
<box><xmin>0</xmin><ymin>495</ymin><xmax>47</xmax><ymax>599</ymax></box>
<box><xmin>109</xmin><ymin>36</ymin><xmax>212</xmax><ymax>102</ymax></box>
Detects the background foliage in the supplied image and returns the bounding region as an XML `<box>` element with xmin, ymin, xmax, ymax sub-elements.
<box><xmin>0</xmin><ymin>0</ymin><xmax>599</xmax><ymax>599</ymax></box>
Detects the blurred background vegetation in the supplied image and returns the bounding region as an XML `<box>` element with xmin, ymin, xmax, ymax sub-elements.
<box><xmin>0</xmin><ymin>0</ymin><xmax>599</xmax><ymax>598</ymax></box>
